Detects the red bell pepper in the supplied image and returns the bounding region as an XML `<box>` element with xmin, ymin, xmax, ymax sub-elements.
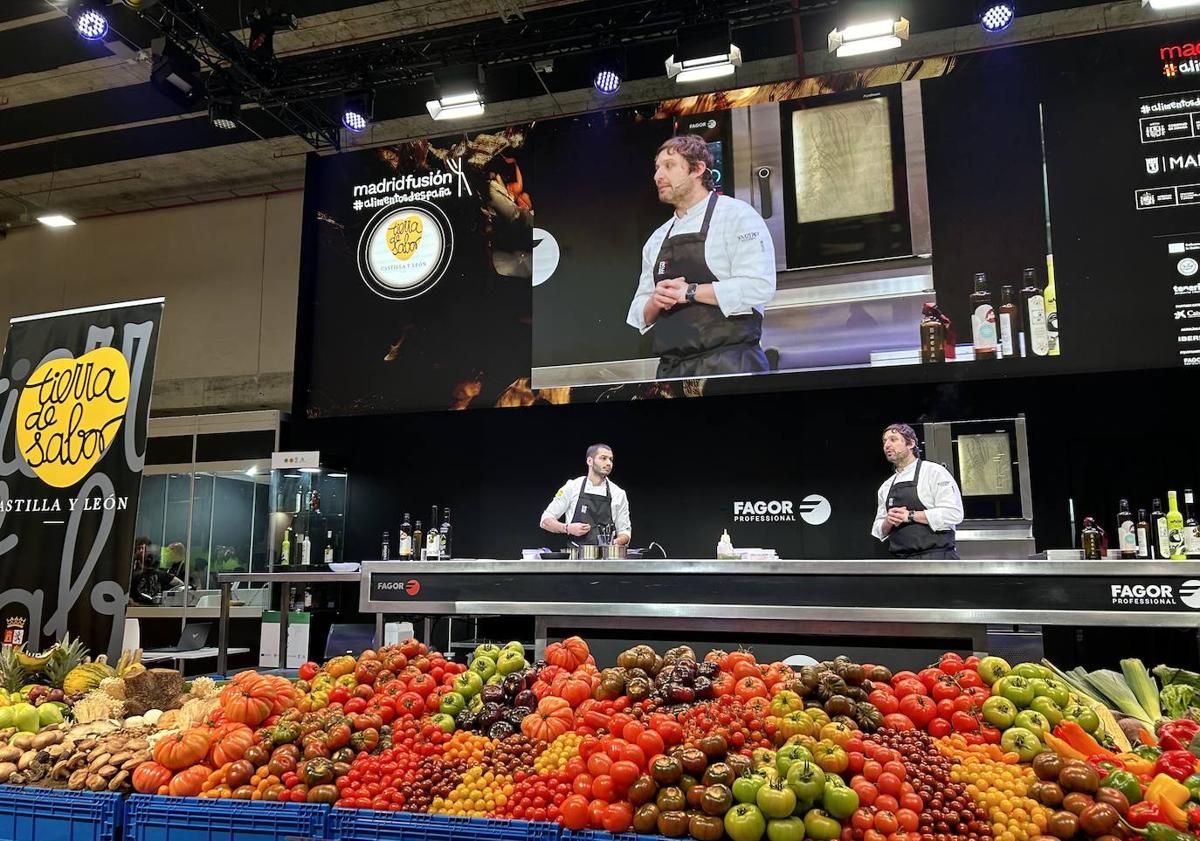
<box><xmin>1088</xmin><ymin>754</ymin><xmax>1126</xmax><ymax>775</ymax></box>
<box><xmin>1128</xmin><ymin>802</ymin><xmax>1168</xmax><ymax>828</ymax></box>
<box><xmin>1154</xmin><ymin>750</ymin><xmax>1198</xmax><ymax>781</ymax></box>
<box><xmin>1157</xmin><ymin>720</ymin><xmax>1200</xmax><ymax>752</ymax></box>
<box><xmin>1186</xmin><ymin>805</ymin><xmax>1200</xmax><ymax>832</ymax></box>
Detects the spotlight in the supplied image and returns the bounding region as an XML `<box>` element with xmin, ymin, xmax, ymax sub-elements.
<box><xmin>149</xmin><ymin>37</ymin><xmax>203</xmax><ymax>107</ymax></box>
<box><xmin>37</xmin><ymin>214</ymin><xmax>76</xmax><ymax>228</ymax></box>
<box><xmin>979</xmin><ymin>2</ymin><xmax>1016</xmax><ymax>32</ymax></box>
<box><xmin>74</xmin><ymin>0</ymin><xmax>109</xmax><ymax>41</ymax></box>
<box><xmin>1145</xmin><ymin>0</ymin><xmax>1200</xmax><ymax>9</ymax></box>
<box><xmin>341</xmin><ymin>90</ymin><xmax>374</xmax><ymax>133</ymax></box>
<box><xmin>209</xmin><ymin>98</ymin><xmax>241</xmax><ymax>131</ymax></box>
<box><xmin>828</xmin><ymin>16</ymin><xmax>910</xmax><ymax>58</ymax></box>
<box><xmin>666</xmin><ymin>21</ymin><xmax>741</xmax><ymax>84</ymax></box>
<box><xmin>592</xmin><ymin>50</ymin><xmax>623</xmax><ymax>95</ymax></box>
<box><xmin>427</xmin><ymin>64</ymin><xmax>485</xmax><ymax>120</ymax></box>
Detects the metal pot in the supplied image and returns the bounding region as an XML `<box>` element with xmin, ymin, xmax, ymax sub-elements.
<box><xmin>568</xmin><ymin>544</ymin><xmax>601</xmax><ymax>560</ymax></box>
<box><xmin>601</xmin><ymin>544</ymin><xmax>627</xmax><ymax>560</ymax></box>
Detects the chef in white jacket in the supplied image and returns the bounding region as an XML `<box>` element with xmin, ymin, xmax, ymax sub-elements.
<box><xmin>871</xmin><ymin>423</ymin><xmax>964</xmax><ymax>559</ymax></box>
<box><xmin>540</xmin><ymin>443</ymin><xmax>631</xmax><ymax>546</ymax></box>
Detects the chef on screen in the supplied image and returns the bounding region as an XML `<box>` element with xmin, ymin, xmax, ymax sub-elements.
<box><xmin>539</xmin><ymin>443</ymin><xmax>631</xmax><ymax>546</ymax></box>
<box><xmin>626</xmin><ymin>135</ymin><xmax>777</xmax><ymax>379</ymax></box>
<box><xmin>871</xmin><ymin>423</ymin><xmax>965</xmax><ymax>560</ymax></box>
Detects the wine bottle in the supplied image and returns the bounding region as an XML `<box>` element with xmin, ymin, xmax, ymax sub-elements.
<box><xmin>920</xmin><ymin>304</ymin><xmax>946</xmax><ymax>364</ymax></box>
<box><xmin>413</xmin><ymin>521</ymin><xmax>423</xmax><ymax>560</ymax></box>
<box><xmin>1021</xmin><ymin>268</ymin><xmax>1049</xmax><ymax>357</ymax></box>
<box><xmin>301</xmin><ymin>533</ymin><xmax>312</xmax><ymax>565</ymax></box>
<box><xmin>1151</xmin><ymin>498</ymin><xmax>1168</xmax><ymax>560</ymax></box>
<box><xmin>381</xmin><ymin>531</ymin><xmax>390</xmax><ymax>562</ymax></box>
<box><xmin>970</xmin><ymin>273</ymin><xmax>998</xmax><ymax>360</ymax></box>
<box><xmin>323</xmin><ymin>530</ymin><xmax>334</xmax><ymax>563</ymax></box>
<box><xmin>1117</xmin><ymin>499</ymin><xmax>1136</xmax><ymax>559</ymax></box>
<box><xmin>1185</xmin><ymin>489</ymin><xmax>1200</xmax><ymax>560</ymax></box>
<box><xmin>398</xmin><ymin>513</ymin><xmax>413</xmax><ymax>559</ymax></box>
<box><xmin>440</xmin><ymin>507</ymin><xmax>453</xmax><ymax>559</ymax></box>
<box><xmin>1081</xmin><ymin>517</ymin><xmax>1105</xmax><ymax>560</ymax></box>
<box><xmin>1167</xmin><ymin>490</ymin><xmax>1186</xmax><ymax>560</ymax></box>
<box><xmin>1136</xmin><ymin>508</ymin><xmax>1151</xmax><ymax>559</ymax></box>
<box><xmin>999</xmin><ymin>285</ymin><xmax>1023</xmax><ymax>359</ymax></box>
<box><xmin>280</xmin><ymin>528</ymin><xmax>291</xmax><ymax>566</ymax></box>
<box><xmin>427</xmin><ymin>506</ymin><xmax>441</xmax><ymax>560</ymax></box>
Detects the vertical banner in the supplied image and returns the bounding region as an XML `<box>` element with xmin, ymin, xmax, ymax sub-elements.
<box><xmin>0</xmin><ymin>298</ymin><xmax>163</xmax><ymax>661</ymax></box>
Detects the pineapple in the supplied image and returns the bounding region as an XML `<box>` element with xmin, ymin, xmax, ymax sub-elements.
<box><xmin>41</xmin><ymin>633</ymin><xmax>88</xmax><ymax>690</ymax></box>
<box><xmin>0</xmin><ymin>646</ymin><xmax>27</xmax><ymax>694</ymax></box>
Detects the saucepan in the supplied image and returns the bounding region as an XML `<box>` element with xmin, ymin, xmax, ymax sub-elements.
<box><xmin>567</xmin><ymin>544</ymin><xmax>601</xmax><ymax>560</ymax></box>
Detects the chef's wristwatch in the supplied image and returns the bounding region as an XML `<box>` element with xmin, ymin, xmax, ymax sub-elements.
<box><xmin>685</xmin><ymin>283</ymin><xmax>698</xmax><ymax>303</ymax></box>
<box><xmin>907</xmin><ymin>511</ymin><xmax>915</xmax><ymax>523</ymax></box>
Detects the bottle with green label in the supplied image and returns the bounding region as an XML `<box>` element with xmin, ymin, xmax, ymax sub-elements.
<box><xmin>1167</xmin><ymin>490</ymin><xmax>1186</xmax><ymax>560</ymax></box>
<box><xmin>280</xmin><ymin>528</ymin><xmax>291</xmax><ymax>566</ymax></box>
<box><xmin>1117</xmin><ymin>499</ymin><xmax>1136</xmax><ymax>559</ymax></box>
<box><xmin>1151</xmin><ymin>497</ymin><xmax>1168</xmax><ymax>560</ymax></box>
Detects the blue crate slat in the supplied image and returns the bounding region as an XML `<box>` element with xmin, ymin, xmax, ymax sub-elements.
<box><xmin>329</xmin><ymin>809</ymin><xmax>561</xmax><ymax>841</ymax></box>
<box><xmin>563</xmin><ymin>830</ymin><xmax>661</xmax><ymax>841</ymax></box>
<box><xmin>0</xmin><ymin>785</ymin><xmax>123</xmax><ymax>841</ymax></box>
<box><xmin>123</xmin><ymin>794</ymin><xmax>328</xmax><ymax>841</ymax></box>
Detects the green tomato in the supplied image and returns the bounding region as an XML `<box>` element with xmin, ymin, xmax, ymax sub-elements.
<box><xmin>469</xmin><ymin>656</ymin><xmax>497</xmax><ymax>681</ymax></box>
<box><xmin>785</xmin><ymin>761</ymin><xmax>826</xmax><ymax>805</ymax></box>
<box><xmin>734</xmin><ymin>774</ymin><xmax>769</xmax><ymax>804</ymax></box>
<box><xmin>981</xmin><ymin>696</ymin><xmax>1017</xmax><ymax>729</ymax></box>
<box><xmin>767</xmin><ymin>817</ymin><xmax>807</xmax><ymax>841</ymax></box>
<box><xmin>453</xmin><ymin>672</ymin><xmax>483</xmax><ymax>698</ymax></box>
<box><xmin>776</xmin><ymin>745</ymin><xmax>813</xmax><ymax>777</ymax></box>
<box><xmin>1010</xmin><ymin>662</ymin><xmax>1051</xmax><ymax>680</ymax></box>
<box><xmin>757</xmin><ymin>783</ymin><xmax>797</xmax><ymax>820</ymax></box>
<box><xmin>439</xmin><ymin>691</ymin><xmax>466</xmax><ymax>717</ymax></box>
<box><xmin>803</xmin><ymin>809</ymin><xmax>842</xmax><ymax>841</ymax></box>
<box><xmin>1014</xmin><ymin>709</ymin><xmax>1051</xmax><ymax>737</ymax></box>
<box><xmin>1029</xmin><ymin>696</ymin><xmax>1064</xmax><ymax>727</ymax></box>
<box><xmin>468</xmin><ymin>694</ymin><xmax>484</xmax><ymax>714</ymax></box>
<box><xmin>822</xmin><ymin>780</ymin><xmax>859</xmax><ymax>819</ymax></box>
<box><xmin>725</xmin><ymin>803</ymin><xmax>768</xmax><ymax>841</ymax></box>
<box><xmin>1032</xmin><ymin>678</ymin><xmax>1070</xmax><ymax>708</ymax></box>
<box><xmin>1062</xmin><ymin>704</ymin><xmax>1100</xmax><ymax>734</ymax></box>
<box><xmin>474</xmin><ymin>643</ymin><xmax>502</xmax><ymax>661</ymax></box>
<box><xmin>495</xmin><ymin>650</ymin><xmax>526</xmax><ymax>675</ymax></box>
<box><xmin>997</xmin><ymin>675</ymin><xmax>1036</xmax><ymax>708</ymax></box>
<box><xmin>429</xmin><ymin>713</ymin><xmax>457</xmax><ymax>734</ymax></box>
<box><xmin>999</xmin><ymin>726</ymin><xmax>1043</xmax><ymax>762</ymax></box>
<box><xmin>502</xmin><ymin>641</ymin><xmax>525</xmax><ymax>654</ymax></box>
<box><xmin>977</xmin><ymin>656</ymin><xmax>1011</xmax><ymax>686</ymax></box>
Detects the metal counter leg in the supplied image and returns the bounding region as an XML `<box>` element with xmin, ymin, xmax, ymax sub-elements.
<box><xmin>375</xmin><ymin>613</ymin><xmax>384</xmax><ymax>648</ymax></box>
<box><xmin>218</xmin><ymin>582</ymin><xmax>231</xmax><ymax>677</ymax></box>
<box><xmin>422</xmin><ymin>617</ymin><xmax>432</xmax><ymax>648</ymax></box>
<box><xmin>534</xmin><ymin>616</ymin><xmax>547</xmax><ymax>661</ymax></box>
<box><xmin>279</xmin><ymin>584</ymin><xmax>292</xmax><ymax>672</ymax></box>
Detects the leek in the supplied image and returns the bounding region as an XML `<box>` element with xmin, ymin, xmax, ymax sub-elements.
<box><xmin>1085</xmin><ymin>669</ymin><xmax>1154</xmax><ymax>726</ymax></box>
<box><xmin>1121</xmin><ymin>658</ymin><xmax>1162</xmax><ymax>722</ymax></box>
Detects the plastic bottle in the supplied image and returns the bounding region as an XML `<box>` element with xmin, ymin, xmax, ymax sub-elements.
<box><xmin>717</xmin><ymin>530</ymin><xmax>734</xmax><ymax>559</ymax></box>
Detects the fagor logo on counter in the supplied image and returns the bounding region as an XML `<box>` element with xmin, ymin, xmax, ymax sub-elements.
<box><xmin>733</xmin><ymin>494</ymin><xmax>831</xmax><ymax>525</ymax></box>
<box><xmin>1107</xmin><ymin>581</ymin><xmax>1200</xmax><ymax>608</ymax></box>
<box><xmin>377</xmin><ymin>578</ymin><xmax>422</xmax><ymax>596</ymax></box>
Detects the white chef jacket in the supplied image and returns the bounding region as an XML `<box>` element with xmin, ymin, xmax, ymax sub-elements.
<box><xmin>540</xmin><ymin>476</ymin><xmax>632</xmax><ymax>541</ymax></box>
<box><xmin>871</xmin><ymin>460</ymin><xmax>965</xmax><ymax>542</ymax></box>
<box><xmin>626</xmin><ymin>193</ymin><xmax>776</xmax><ymax>332</ymax></box>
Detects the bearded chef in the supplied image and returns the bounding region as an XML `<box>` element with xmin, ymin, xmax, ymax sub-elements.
<box><xmin>871</xmin><ymin>423</ymin><xmax>964</xmax><ymax>560</ymax></box>
<box><xmin>539</xmin><ymin>443</ymin><xmax>631</xmax><ymax>546</ymax></box>
<box><xmin>626</xmin><ymin>134</ymin><xmax>777</xmax><ymax>379</ymax></box>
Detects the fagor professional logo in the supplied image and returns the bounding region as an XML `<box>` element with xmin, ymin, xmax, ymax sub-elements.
<box><xmin>377</xmin><ymin>578</ymin><xmax>422</xmax><ymax>596</ymax></box>
<box><xmin>1180</xmin><ymin>579</ymin><xmax>1200</xmax><ymax>608</ymax></box>
<box><xmin>1111</xmin><ymin>583</ymin><xmax>1175</xmax><ymax>606</ymax></box>
<box><xmin>733</xmin><ymin>495</ymin><xmax>831</xmax><ymax>525</ymax></box>
<box><xmin>357</xmin><ymin>201</ymin><xmax>454</xmax><ymax>300</ymax></box>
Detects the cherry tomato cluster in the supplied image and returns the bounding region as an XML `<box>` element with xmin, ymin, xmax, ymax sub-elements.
<box><xmin>867</xmin><ymin>654</ymin><xmax>996</xmax><ymax>743</ymax></box>
<box><xmin>674</xmin><ymin>694</ymin><xmax>779</xmax><ymax>752</ymax></box>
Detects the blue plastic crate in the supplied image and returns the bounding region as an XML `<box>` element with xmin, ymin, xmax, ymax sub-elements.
<box><xmin>564</xmin><ymin>830</ymin><xmax>661</xmax><ymax>841</ymax></box>
<box><xmin>329</xmin><ymin>810</ymin><xmax>561</xmax><ymax>841</ymax></box>
<box><xmin>0</xmin><ymin>785</ymin><xmax>122</xmax><ymax>841</ymax></box>
<box><xmin>123</xmin><ymin>795</ymin><xmax>328</xmax><ymax>841</ymax></box>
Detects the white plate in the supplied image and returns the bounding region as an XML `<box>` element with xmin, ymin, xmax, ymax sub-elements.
<box><xmin>327</xmin><ymin>562</ymin><xmax>361</xmax><ymax>572</ymax></box>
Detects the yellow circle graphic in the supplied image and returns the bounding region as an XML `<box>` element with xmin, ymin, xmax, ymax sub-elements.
<box><xmin>386</xmin><ymin>214</ymin><xmax>424</xmax><ymax>261</ymax></box>
<box><xmin>15</xmin><ymin>347</ymin><xmax>131</xmax><ymax>488</ymax></box>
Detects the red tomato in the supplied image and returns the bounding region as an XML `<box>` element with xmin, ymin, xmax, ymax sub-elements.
<box><xmin>591</xmin><ymin>775</ymin><xmax>616</xmax><ymax>802</ymax></box>
<box><xmin>876</xmin><ymin>772</ymin><xmax>902</xmax><ymax>798</ymax></box>
<box><xmin>875</xmin><ymin>811</ymin><xmax>900</xmax><ymax>835</ymax></box>
<box><xmin>602</xmin><ymin>802</ymin><xmax>633</xmax><ymax>834</ymax></box>
<box><xmin>964</xmin><ymin>655</ymin><xmax>981</xmax><ymax>669</ymax></box>
<box><xmin>893</xmin><ymin>679</ymin><xmax>927</xmax><ymax>699</ymax></box>
<box><xmin>955</xmin><ymin>670</ymin><xmax>985</xmax><ymax>689</ymax></box>
<box><xmin>561</xmin><ymin>794</ymin><xmax>589</xmax><ymax>830</ymax></box>
<box><xmin>881</xmin><ymin>713</ymin><xmax>915</xmax><ymax>732</ymax></box>
<box><xmin>572</xmin><ymin>774</ymin><xmax>594</xmax><ymax>798</ymax></box>
<box><xmin>328</xmin><ymin>687</ymin><xmax>349</xmax><ymax>705</ymax></box>
<box><xmin>636</xmin><ymin>730</ymin><xmax>665</xmax><ymax>758</ymax></box>
<box><xmin>609</xmin><ymin>761</ymin><xmax>640</xmax><ymax>791</ymax></box>
<box><xmin>847</xmin><ymin>752</ymin><xmax>865</xmax><ymax>775</ymax></box>
<box><xmin>899</xmin><ymin>792</ymin><xmax>923</xmax><ymax>812</ymax></box>
<box><xmin>917</xmin><ymin>668</ymin><xmax>944</xmax><ymax>691</ymax></box>
<box><xmin>619</xmin><ymin>744</ymin><xmax>646</xmax><ymax>768</ymax></box>
<box><xmin>868</xmin><ymin>690</ymin><xmax>899</xmax><ymax>715</ymax></box>
<box><xmin>882</xmin><ymin>761</ymin><xmax>906</xmax><ymax>780</ymax></box>
<box><xmin>950</xmin><ymin>711</ymin><xmax>979</xmax><ymax>733</ymax></box>
<box><xmin>586</xmin><ymin>752</ymin><xmax>612</xmax><ymax>777</ymax></box>
<box><xmin>874</xmin><ymin>795</ymin><xmax>900</xmax><ymax>814</ymax></box>
<box><xmin>298</xmin><ymin>662</ymin><xmax>319</xmax><ymax>681</ymax></box>
<box><xmin>863</xmin><ymin>760</ymin><xmax>882</xmax><ymax>782</ymax></box>
<box><xmin>653</xmin><ymin>720</ymin><xmax>684</xmax><ymax>746</ymax></box>
<box><xmin>587</xmin><ymin>799</ymin><xmax>609</xmax><ymax>830</ymax></box>
<box><xmin>897</xmin><ymin>695</ymin><xmax>936</xmax><ymax>728</ymax></box>
<box><xmin>896</xmin><ymin>809</ymin><xmax>919</xmax><ymax>832</ymax></box>
<box><xmin>852</xmin><ymin>809</ymin><xmax>876</xmax><ymax>831</ymax></box>
<box><xmin>735</xmin><ymin>676</ymin><xmax>768</xmax><ymax>701</ymax></box>
<box><xmin>865</xmin><ymin>830</ymin><xmax>887</xmax><ymax>841</ymax></box>
<box><xmin>890</xmin><ymin>671</ymin><xmax>918</xmax><ymax>685</ymax></box>
<box><xmin>979</xmin><ymin>724</ymin><xmax>1002</xmax><ymax>744</ymax></box>
<box><xmin>622</xmin><ymin>722</ymin><xmax>645</xmax><ymax>743</ymax></box>
<box><xmin>931</xmin><ymin>677</ymin><xmax>961</xmax><ymax>702</ymax></box>
<box><xmin>343</xmin><ymin>697</ymin><xmax>367</xmax><ymax>714</ymax></box>
<box><xmin>939</xmin><ymin>656</ymin><xmax>964</xmax><ymax>675</ymax></box>
<box><xmin>935</xmin><ymin>698</ymin><xmax>957</xmax><ymax>721</ymax></box>
<box><xmin>852</xmin><ymin>781</ymin><xmax>878</xmax><ymax>807</ymax></box>
<box><xmin>927</xmin><ymin>717</ymin><xmax>952</xmax><ymax>738</ymax></box>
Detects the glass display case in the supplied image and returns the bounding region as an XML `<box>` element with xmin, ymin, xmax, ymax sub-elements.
<box><xmin>268</xmin><ymin>459</ymin><xmax>349</xmax><ymax>568</ymax></box>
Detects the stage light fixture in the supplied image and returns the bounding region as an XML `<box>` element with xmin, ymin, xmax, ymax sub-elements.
<box><xmin>37</xmin><ymin>214</ymin><xmax>76</xmax><ymax>228</ymax></box>
<box><xmin>427</xmin><ymin>64</ymin><xmax>486</xmax><ymax>120</ymax></box>
<box><xmin>74</xmin><ymin>0</ymin><xmax>109</xmax><ymax>41</ymax></box>
<box><xmin>979</xmin><ymin>3</ymin><xmax>1016</xmax><ymax>32</ymax></box>
<box><xmin>666</xmin><ymin>21</ymin><xmax>741</xmax><ymax>83</ymax></box>
<box><xmin>828</xmin><ymin>16</ymin><xmax>910</xmax><ymax>57</ymax></box>
<box><xmin>1145</xmin><ymin>0</ymin><xmax>1200</xmax><ymax>9</ymax></box>
<box><xmin>592</xmin><ymin>51</ymin><xmax>623</xmax><ymax>95</ymax></box>
<box><xmin>149</xmin><ymin>37</ymin><xmax>203</xmax><ymax>107</ymax></box>
<box><xmin>209</xmin><ymin>98</ymin><xmax>241</xmax><ymax>130</ymax></box>
<box><xmin>341</xmin><ymin>90</ymin><xmax>374</xmax><ymax>132</ymax></box>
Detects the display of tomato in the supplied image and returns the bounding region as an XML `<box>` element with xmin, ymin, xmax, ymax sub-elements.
<box><xmin>298</xmin><ymin>661</ymin><xmax>319</xmax><ymax>681</ymax></box>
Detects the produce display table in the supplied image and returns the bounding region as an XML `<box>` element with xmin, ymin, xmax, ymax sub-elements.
<box><xmin>356</xmin><ymin>559</ymin><xmax>1200</xmax><ymax>658</ymax></box>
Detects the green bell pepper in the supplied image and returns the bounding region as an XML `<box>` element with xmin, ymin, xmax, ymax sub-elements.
<box><xmin>1136</xmin><ymin>744</ymin><xmax>1165</xmax><ymax>762</ymax></box>
<box><xmin>1183</xmin><ymin>773</ymin><xmax>1200</xmax><ymax>802</ymax></box>
<box><xmin>1101</xmin><ymin>769</ymin><xmax>1143</xmax><ymax>804</ymax></box>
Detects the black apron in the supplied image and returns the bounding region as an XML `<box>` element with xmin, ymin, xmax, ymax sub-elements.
<box><xmin>884</xmin><ymin>460</ymin><xmax>959</xmax><ymax>560</ymax></box>
<box><xmin>570</xmin><ymin>478</ymin><xmax>614</xmax><ymax>546</ymax></box>
<box><xmin>651</xmin><ymin>192</ymin><xmax>769</xmax><ymax>379</ymax></box>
